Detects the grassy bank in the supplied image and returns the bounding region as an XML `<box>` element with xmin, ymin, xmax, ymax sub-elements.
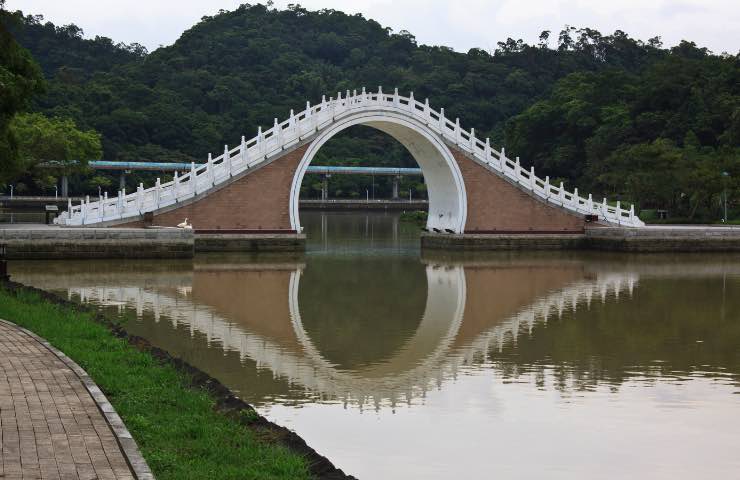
<box><xmin>0</xmin><ymin>286</ymin><xmax>315</xmax><ymax>480</ymax></box>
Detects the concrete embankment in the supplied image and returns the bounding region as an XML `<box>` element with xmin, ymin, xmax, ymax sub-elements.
<box><xmin>0</xmin><ymin>227</ymin><xmax>193</xmax><ymax>259</ymax></box>
<box><xmin>422</xmin><ymin>225</ymin><xmax>740</xmax><ymax>252</ymax></box>
<box><xmin>0</xmin><ymin>226</ymin><xmax>306</xmax><ymax>259</ymax></box>
<box><xmin>4</xmin><ymin>224</ymin><xmax>739</xmax><ymax>259</ymax></box>
<box><xmin>195</xmin><ymin>232</ymin><xmax>306</xmax><ymax>252</ymax></box>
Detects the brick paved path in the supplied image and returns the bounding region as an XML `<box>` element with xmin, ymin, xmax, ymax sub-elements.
<box><xmin>0</xmin><ymin>320</ymin><xmax>139</xmax><ymax>479</ymax></box>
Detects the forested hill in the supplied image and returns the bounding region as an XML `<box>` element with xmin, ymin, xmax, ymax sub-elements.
<box><xmin>7</xmin><ymin>3</ymin><xmax>740</xmax><ymax>217</ymax></box>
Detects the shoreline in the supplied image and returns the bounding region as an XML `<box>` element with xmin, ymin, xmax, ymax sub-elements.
<box><xmin>0</xmin><ymin>280</ymin><xmax>355</xmax><ymax>480</ymax></box>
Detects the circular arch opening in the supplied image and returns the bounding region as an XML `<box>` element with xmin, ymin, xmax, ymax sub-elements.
<box><xmin>290</xmin><ymin>111</ymin><xmax>467</xmax><ymax>233</ymax></box>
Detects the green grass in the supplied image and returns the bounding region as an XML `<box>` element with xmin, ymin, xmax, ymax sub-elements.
<box><xmin>0</xmin><ymin>287</ymin><xmax>312</xmax><ymax>480</ymax></box>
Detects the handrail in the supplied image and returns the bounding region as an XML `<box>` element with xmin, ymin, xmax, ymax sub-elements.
<box><xmin>55</xmin><ymin>87</ymin><xmax>644</xmax><ymax>228</ymax></box>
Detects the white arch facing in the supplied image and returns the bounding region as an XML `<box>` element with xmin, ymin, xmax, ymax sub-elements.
<box><xmin>290</xmin><ymin>110</ymin><xmax>467</xmax><ymax>233</ymax></box>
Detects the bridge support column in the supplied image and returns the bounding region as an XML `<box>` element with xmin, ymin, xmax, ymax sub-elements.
<box><xmin>392</xmin><ymin>175</ymin><xmax>400</xmax><ymax>200</ymax></box>
<box><xmin>60</xmin><ymin>176</ymin><xmax>69</xmax><ymax>198</ymax></box>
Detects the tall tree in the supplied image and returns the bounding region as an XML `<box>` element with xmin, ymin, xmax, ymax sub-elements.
<box><xmin>0</xmin><ymin>0</ymin><xmax>44</xmax><ymax>183</ymax></box>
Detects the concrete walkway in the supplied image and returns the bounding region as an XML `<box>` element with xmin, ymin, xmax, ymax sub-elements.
<box><xmin>0</xmin><ymin>319</ymin><xmax>152</xmax><ymax>479</ymax></box>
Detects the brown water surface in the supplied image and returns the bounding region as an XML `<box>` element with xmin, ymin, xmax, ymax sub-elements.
<box><xmin>10</xmin><ymin>210</ymin><xmax>740</xmax><ymax>479</ymax></box>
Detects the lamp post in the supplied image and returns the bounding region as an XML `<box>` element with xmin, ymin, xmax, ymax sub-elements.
<box><xmin>722</xmin><ymin>171</ymin><xmax>729</xmax><ymax>223</ymax></box>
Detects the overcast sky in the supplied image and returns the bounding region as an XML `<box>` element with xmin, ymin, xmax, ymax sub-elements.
<box><xmin>8</xmin><ymin>0</ymin><xmax>739</xmax><ymax>54</ymax></box>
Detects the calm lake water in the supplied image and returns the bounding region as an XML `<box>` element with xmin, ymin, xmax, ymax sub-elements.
<box><xmin>10</xmin><ymin>211</ymin><xmax>740</xmax><ymax>479</ymax></box>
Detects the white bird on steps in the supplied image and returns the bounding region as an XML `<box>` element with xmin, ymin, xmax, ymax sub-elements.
<box><xmin>177</xmin><ymin>218</ymin><xmax>192</xmax><ymax>229</ymax></box>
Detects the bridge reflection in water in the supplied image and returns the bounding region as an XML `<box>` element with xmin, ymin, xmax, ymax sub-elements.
<box><xmin>11</xmin><ymin>228</ymin><xmax>740</xmax><ymax>480</ymax></box>
<box><xmin>11</xmin><ymin>254</ymin><xmax>739</xmax><ymax>410</ymax></box>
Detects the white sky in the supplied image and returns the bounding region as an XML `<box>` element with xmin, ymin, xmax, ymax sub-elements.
<box><xmin>8</xmin><ymin>0</ymin><xmax>740</xmax><ymax>54</ymax></box>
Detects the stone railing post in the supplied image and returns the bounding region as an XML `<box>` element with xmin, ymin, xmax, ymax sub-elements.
<box><xmin>155</xmin><ymin>178</ymin><xmax>161</xmax><ymax>208</ymax></box>
<box><xmin>274</xmin><ymin>118</ymin><xmax>281</xmax><ymax>147</ymax></box>
<box><xmin>224</xmin><ymin>144</ymin><xmax>231</xmax><ymax>176</ymax></box>
<box><xmin>257</xmin><ymin>126</ymin><xmax>264</xmax><ymax>158</ymax></box>
<box><xmin>239</xmin><ymin>136</ymin><xmax>246</xmax><ymax>170</ymax></box>
<box><xmin>136</xmin><ymin>185</ymin><xmax>143</xmax><ymax>213</ymax></box>
<box><xmin>191</xmin><ymin>162</ymin><xmax>197</xmax><ymax>195</ymax></box>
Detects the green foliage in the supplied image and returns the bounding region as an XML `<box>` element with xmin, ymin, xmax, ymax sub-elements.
<box><xmin>0</xmin><ymin>287</ymin><xmax>311</xmax><ymax>480</ymax></box>
<box><xmin>5</xmin><ymin>3</ymin><xmax>739</xmax><ymax>215</ymax></box>
<box><xmin>505</xmin><ymin>43</ymin><xmax>740</xmax><ymax>220</ymax></box>
<box><xmin>8</xmin><ymin>112</ymin><xmax>102</xmax><ymax>194</ymax></box>
<box><xmin>0</xmin><ymin>1</ymin><xmax>44</xmax><ymax>183</ymax></box>
<box><xmin>11</xmin><ymin>112</ymin><xmax>101</xmax><ymax>168</ymax></box>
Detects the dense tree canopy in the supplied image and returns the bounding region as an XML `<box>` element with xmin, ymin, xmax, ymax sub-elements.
<box><xmin>5</xmin><ymin>3</ymin><xmax>739</xmax><ymax>218</ymax></box>
<box><xmin>0</xmin><ymin>1</ymin><xmax>44</xmax><ymax>183</ymax></box>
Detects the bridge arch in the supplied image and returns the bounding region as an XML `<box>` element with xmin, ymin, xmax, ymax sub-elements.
<box><xmin>55</xmin><ymin>88</ymin><xmax>645</xmax><ymax>229</ymax></box>
<box><xmin>290</xmin><ymin>110</ymin><xmax>467</xmax><ymax>233</ymax></box>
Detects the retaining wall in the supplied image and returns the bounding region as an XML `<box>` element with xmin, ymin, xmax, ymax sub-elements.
<box><xmin>0</xmin><ymin>228</ymin><xmax>194</xmax><ymax>259</ymax></box>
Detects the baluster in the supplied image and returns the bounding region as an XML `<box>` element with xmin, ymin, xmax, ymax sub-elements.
<box><xmin>208</xmin><ymin>152</ymin><xmax>215</xmax><ymax>185</ymax></box>
<box><xmin>602</xmin><ymin>197</ymin><xmax>608</xmax><ymax>214</ymax></box>
<box><xmin>629</xmin><ymin>204</ymin><xmax>635</xmax><ymax>220</ymax></box>
<box><xmin>191</xmin><ymin>162</ymin><xmax>197</xmax><ymax>195</ymax></box>
<box><xmin>155</xmin><ymin>178</ymin><xmax>161</xmax><ymax>208</ymax></box>
<box><xmin>515</xmin><ymin>156</ymin><xmax>521</xmax><ymax>178</ymax></box>
<box><xmin>81</xmin><ymin>197</ymin><xmax>88</xmax><ymax>224</ymax></box>
<box><xmin>424</xmin><ymin>98</ymin><xmax>430</xmax><ymax>121</ymax></box>
<box><xmin>224</xmin><ymin>144</ymin><xmax>231</xmax><ymax>177</ymax></box>
<box><xmin>588</xmin><ymin>193</ymin><xmax>593</xmax><ymax>210</ymax></box>
<box><xmin>274</xmin><ymin>118</ymin><xmax>281</xmax><ymax>147</ymax></box>
<box><xmin>616</xmin><ymin>201</ymin><xmax>622</xmax><ymax>218</ymax></box>
<box><xmin>454</xmin><ymin>118</ymin><xmax>461</xmax><ymax>142</ymax></box>
<box><xmin>544</xmin><ymin>176</ymin><xmax>550</xmax><ymax>197</ymax></box>
<box><xmin>530</xmin><ymin>166</ymin><xmax>536</xmax><ymax>189</ymax></box>
<box><xmin>470</xmin><ymin>128</ymin><xmax>475</xmax><ymax>151</ymax></box>
<box><xmin>173</xmin><ymin>171</ymin><xmax>179</xmax><ymax>200</ymax></box>
<box><xmin>304</xmin><ymin>102</ymin><xmax>311</xmax><ymax>134</ymax></box>
<box><xmin>346</xmin><ymin>90</ymin><xmax>350</xmax><ymax>106</ymax></box>
<box><xmin>485</xmin><ymin>138</ymin><xmax>491</xmax><ymax>162</ymax></box>
<box><xmin>137</xmin><ymin>185</ymin><xmax>143</xmax><ymax>212</ymax></box>
<box><xmin>500</xmin><ymin>147</ymin><xmax>506</xmax><ymax>170</ymax></box>
<box><xmin>408</xmin><ymin>91</ymin><xmax>415</xmax><ymax>112</ymax></box>
<box><xmin>361</xmin><ymin>86</ymin><xmax>367</xmax><ymax>104</ymax></box>
<box><xmin>101</xmin><ymin>192</ymin><xmax>107</xmax><ymax>218</ymax></box>
<box><xmin>559</xmin><ymin>182</ymin><xmax>565</xmax><ymax>203</ymax></box>
<box><xmin>377</xmin><ymin>85</ymin><xmax>383</xmax><ymax>102</ymax></box>
<box><xmin>240</xmin><ymin>136</ymin><xmax>246</xmax><ymax>169</ymax></box>
<box><xmin>573</xmin><ymin>187</ymin><xmax>579</xmax><ymax>206</ymax></box>
<box><xmin>439</xmin><ymin>107</ymin><xmax>446</xmax><ymax>131</ymax></box>
<box><xmin>257</xmin><ymin>126</ymin><xmax>264</xmax><ymax>159</ymax></box>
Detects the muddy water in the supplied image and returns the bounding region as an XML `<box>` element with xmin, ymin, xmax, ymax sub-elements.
<box><xmin>9</xmin><ymin>211</ymin><xmax>740</xmax><ymax>479</ymax></box>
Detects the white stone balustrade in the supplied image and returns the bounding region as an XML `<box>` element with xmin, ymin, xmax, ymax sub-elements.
<box><xmin>55</xmin><ymin>88</ymin><xmax>645</xmax><ymax>228</ymax></box>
